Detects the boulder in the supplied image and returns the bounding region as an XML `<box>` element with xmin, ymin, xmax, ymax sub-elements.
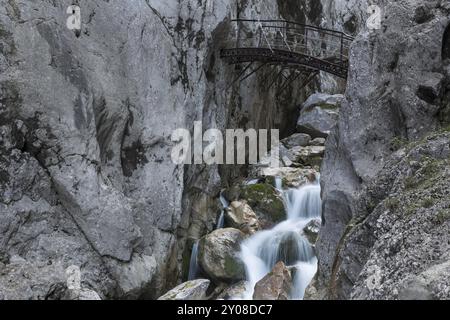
<box><xmin>297</xmin><ymin>93</ymin><xmax>343</xmax><ymax>138</ymax></box>
<box><xmin>289</xmin><ymin>146</ymin><xmax>325</xmax><ymax>167</ymax></box>
<box><xmin>310</xmin><ymin>138</ymin><xmax>326</xmax><ymax>146</ymax></box>
<box><xmin>157</xmin><ymin>279</ymin><xmax>210</xmax><ymax>300</ymax></box>
<box><xmin>198</xmin><ymin>229</ymin><xmax>246</xmax><ymax>283</ymax></box>
<box><xmin>302</xmin><ymin>93</ymin><xmax>344</xmax><ymax>110</ymax></box>
<box><xmin>303</xmin><ymin>219</ymin><xmax>321</xmax><ymax>244</ymax></box>
<box><xmin>65</xmin><ymin>288</ymin><xmax>102</xmax><ymax>300</ymax></box>
<box><xmin>253</xmin><ymin>262</ymin><xmax>293</xmax><ymax>300</ymax></box>
<box><xmin>239</xmin><ymin>183</ymin><xmax>286</xmax><ymax>224</ymax></box>
<box><xmin>225</xmin><ymin>202</ymin><xmax>260</xmax><ymax>235</ymax></box>
<box><xmin>259</xmin><ymin>167</ymin><xmax>318</xmax><ymax>189</ymax></box>
<box><xmin>281</xmin><ymin>133</ymin><xmax>312</xmax><ymax>149</ymax></box>
<box><xmin>217</xmin><ymin>281</ymin><xmax>249</xmax><ymax>300</ymax></box>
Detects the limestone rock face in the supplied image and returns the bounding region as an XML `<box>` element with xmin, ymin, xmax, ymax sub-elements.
<box><xmin>252</xmin><ymin>262</ymin><xmax>292</xmax><ymax>300</ymax></box>
<box><xmin>157</xmin><ymin>279</ymin><xmax>210</xmax><ymax>300</ymax></box>
<box><xmin>198</xmin><ymin>228</ymin><xmax>246</xmax><ymax>283</ymax></box>
<box><xmin>317</xmin><ymin>0</ymin><xmax>450</xmax><ymax>299</ymax></box>
<box><xmin>0</xmin><ymin>0</ymin><xmax>304</xmax><ymax>299</ymax></box>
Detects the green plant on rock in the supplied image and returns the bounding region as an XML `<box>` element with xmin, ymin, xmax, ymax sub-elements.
<box><xmin>385</xmin><ymin>197</ymin><xmax>400</xmax><ymax>210</ymax></box>
<box><xmin>240</xmin><ymin>183</ymin><xmax>285</xmax><ymax>223</ymax></box>
<box><xmin>420</xmin><ymin>196</ymin><xmax>435</xmax><ymax>209</ymax></box>
<box><xmin>436</xmin><ymin>209</ymin><xmax>450</xmax><ymax>224</ymax></box>
<box><xmin>390</xmin><ymin>136</ymin><xmax>408</xmax><ymax>151</ymax></box>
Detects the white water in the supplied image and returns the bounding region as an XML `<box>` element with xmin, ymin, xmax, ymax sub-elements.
<box><xmin>216</xmin><ymin>192</ymin><xmax>229</xmax><ymax>229</ymax></box>
<box><xmin>187</xmin><ymin>240</ymin><xmax>200</xmax><ymax>281</ymax></box>
<box><xmin>238</xmin><ymin>176</ymin><xmax>322</xmax><ymax>299</ymax></box>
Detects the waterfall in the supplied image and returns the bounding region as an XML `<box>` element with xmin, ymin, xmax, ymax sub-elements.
<box><xmin>238</xmin><ymin>177</ymin><xmax>321</xmax><ymax>299</ymax></box>
<box><xmin>187</xmin><ymin>241</ymin><xmax>200</xmax><ymax>281</ymax></box>
<box><xmin>216</xmin><ymin>191</ymin><xmax>229</xmax><ymax>229</ymax></box>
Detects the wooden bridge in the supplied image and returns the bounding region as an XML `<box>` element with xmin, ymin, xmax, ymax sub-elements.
<box><xmin>220</xmin><ymin>19</ymin><xmax>354</xmax><ymax>94</ymax></box>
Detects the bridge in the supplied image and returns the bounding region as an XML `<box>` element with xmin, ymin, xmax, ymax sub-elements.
<box><xmin>220</xmin><ymin>19</ymin><xmax>354</xmax><ymax>94</ymax></box>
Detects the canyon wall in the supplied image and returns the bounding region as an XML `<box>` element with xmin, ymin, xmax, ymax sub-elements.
<box><xmin>315</xmin><ymin>0</ymin><xmax>450</xmax><ymax>299</ymax></box>
<box><xmin>0</xmin><ymin>0</ymin><xmax>307</xmax><ymax>299</ymax></box>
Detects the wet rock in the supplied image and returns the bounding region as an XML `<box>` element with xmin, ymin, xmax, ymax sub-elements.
<box><xmin>303</xmin><ymin>219</ymin><xmax>321</xmax><ymax>244</ymax></box>
<box><xmin>258</xmin><ymin>167</ymin><xmax>318</xmax><ymax>188</ymax></box>
<box><xmin>317</xmin><ymin>0</ymin><xmax>450</xmax><ymax>299</ymax></box>
<box><xmin>239</xmin><ymin>183</ymin><xmax>286</xmax><ymax>224</ymax></box>
<box><xmin>198</xmin><ymin>229</ymin><xmax>246</xmax><ymax>283</ymax></box>
<box><xmin>281</xmin><ymin>133</ymin><xmax>312</xmax><ymax>149</ymax></box>
<box><xmin>328</xmin><ymin>133</ymin><xmax>450</xmax><ymax>300</ymax></box>
<box><xmin>253</xmin><ymin>262</ymin><xmax>292</xmax><ymax>300</ymax></box>
<box><xmin>289</xmin><ymin>146</ymin><xmax>325</xmax><ymax>167</ymax></box>
<box><xmin>217</xmin><ymin>281</ymin><xmax>249</xmax><ymax>300</ymax></box>
<box><xmin>225</xmin><ymin>201</ymin><xmax>260</xmax><ymax>235</ymax></box>
<box><xmin>157</xmin><ymin>279</ymin><xmax>211</xmax><ymax>300</ymax></box>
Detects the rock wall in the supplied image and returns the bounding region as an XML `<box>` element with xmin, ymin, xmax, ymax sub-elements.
<box><xmin>315</xmin><ymin>0</ymin><xmax>450</xmax><ymax>299</ymax></box>
<box><xmin>0</xmin><ymin>0</ymin><xmax>308</xmax><ymax>299</ymax></box>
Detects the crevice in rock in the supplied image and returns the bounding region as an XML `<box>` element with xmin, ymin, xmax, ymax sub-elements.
<box><xmin>443</xmin><ymin>23</ymin><xmax>450</xmax><ymax>61</ymax></box>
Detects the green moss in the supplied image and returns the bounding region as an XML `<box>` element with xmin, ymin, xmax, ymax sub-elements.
<box><xmin>317</xmin><ymin>102</ymin><xmax>339</xmax><ymax>110</ymax></box>
<box><xmin>404</xmin><ymin>158</ymin><xmax>444</xmax><ymax>191</ymax></box>
<box><xmin>240</xmin><ymin>183</ymin><xmax>285</xmax><ymax>222</ymax></box>
<box><xmin>224</xmin><ymin>255</ymin><xmax>244</xmax><ymax>278</ymax></box>
<box><xmin>436</xmin><ymin>209</ymin><xmax>450</xmax><ymax>224</ymax></box>
<box><xmin>6</xmin><ymin>0</ymin><xmax>21</xmax><ymax>20</ymax></box>
<box><xmin>390</xmin><ymin>136</ymin><xmax>409</xmax><ymax>151</ymax></box>
<box><xmin>404</xmin><ymin>203</ymin><xmax>419</xmax><ymax>216</ymax></box>
<box><xmin>420</xmin><ymin>196</ymin><xmax>435</xmax><ymax>209</ymax></box>
<box><xmin>385</xmin><ymin>197</ymin><xmax>400</xmax><ymax>210</ymax></box>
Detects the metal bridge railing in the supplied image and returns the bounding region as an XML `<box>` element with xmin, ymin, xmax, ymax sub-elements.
<box><xmin>229</xmin><ymin>19</ymin><xmax>353</xmax><ymax>64</ymax></box>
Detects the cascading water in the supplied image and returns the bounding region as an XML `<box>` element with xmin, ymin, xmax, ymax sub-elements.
<box><xmin>189</xmin><ymin>191</ymin><xmax>229</xmax><ymax>281</ymax></box>
<box><xmin>239</xmin><ymin>175</ymin><xmax>322</xmax><ymax>299</ymax></box>
<box><xmin>187</xmin><ymin>240</ymin><xmax>200</xmax><ymax>281</ymax></box>
<box><xmin>216</xmin><ymin>191</ymin><xmax>229</xmax><ymax>229</ymax></box>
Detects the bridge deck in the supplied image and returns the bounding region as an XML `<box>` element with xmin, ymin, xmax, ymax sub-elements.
<box><xmin>220</xmin><ymin>19</ymin><xmax>354</xmax><ymax>92</ymax></box>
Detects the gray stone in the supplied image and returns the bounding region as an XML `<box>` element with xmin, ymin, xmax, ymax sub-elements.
<box><xmin>310</xmin><ymin>138</ymin><xmax>326</xmax><ymax>146</ymax></box>
<box><xmin>258</xmin><ymin>167</ymin><xmax>318</xmax><ymax>188</ymax></box>
<box><xmin>302</xmin><ymin>93</ymin><xmax>345</xmax><ymax>111</ymax></box>
<box><xmin>217</xmin><ymin>281</ymin><xmax>249</xmax><ymax>300</ymax></box>
<box><xmin>316</xmin><ymin>0</ymin><xmax>450</xmax><ymax>300</ymax></box>
<box><xmin>225</xmin><ymin>201</ymin><xmax>260</xmax><ymax>235</ymax></box>
<box><xmin>157</xmin><ymin>279</ymin><xmax>211</xmax><ymax>300</ymax></box>
<box><xmin>198</xmin><ymin>229</ymin><xmax>246</xmax><ymax>283</ymax></box>
<box><xmin>281</xmin><ymin>133</ymin><xmax>312</xmax><ymax>148</ymax></box>
<box><xmin>0</xmin><ymin>0</ymin><xmax>298</xmax><ymax>299</ymax></box>
<box><xmin>297</xmin><ymin>96</ymin><xmax>340</xmax><ymax>138</ymax></box>
<box><xmin>303</xmin><ymin>219</ymin><xmax>321</xmax><ymax>244</ymax></box>
<box><xmin>253</xmin><ymin>262</ymin><xmax>292</xmax><ymax>300</ymax></box>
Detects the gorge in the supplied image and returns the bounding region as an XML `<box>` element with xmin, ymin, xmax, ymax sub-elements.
<box><xmin>0</xmin><ymin>0</ymin><xmax>449</xmax><ymax>301</ymax></box>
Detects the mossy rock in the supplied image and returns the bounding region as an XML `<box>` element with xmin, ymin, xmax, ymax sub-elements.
<box><xmin>239</xmin><ymin>183</ymin><xmax>285</xmax><ymax>223</ymax></box>
<box><xmin>198</xmin><ymin>228</ymin><xmax>246</xmax><ymax>283</ymax></box>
